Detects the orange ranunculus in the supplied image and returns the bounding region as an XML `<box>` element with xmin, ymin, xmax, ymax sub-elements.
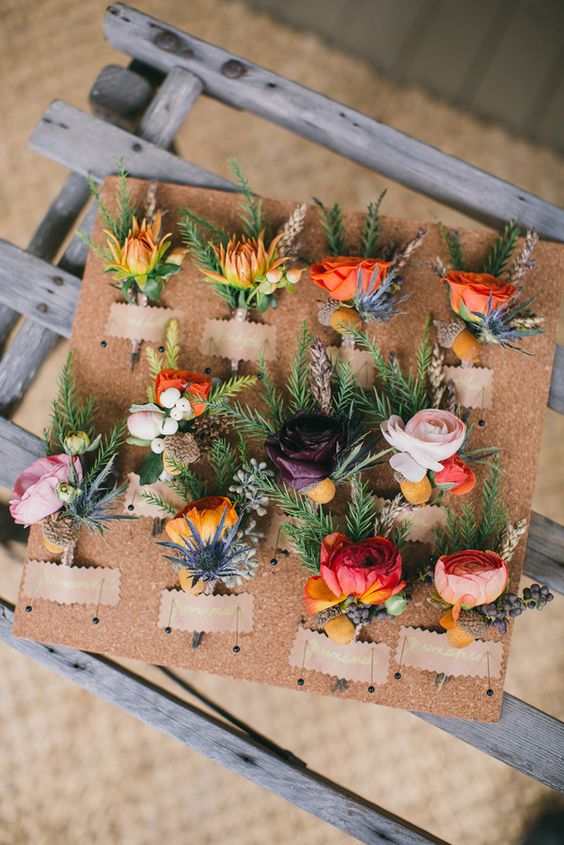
<box><xmin>442</xmin><ymin>271</ymin><xmax>516</xmax><ymax>322</ymax></box>
<box><xmin>304</xmin><ymin>532</ymin><xmax>404</xmax><ymax>615</ymax></box>
<box><xmin>310</xmin><ymin>257</ymin><xmax>393</xmax><ymax>302</ymax></box>
<box><xmin>154</xmin><ymin>368</ymin><xmax>212</xmax><ymax>416</ymax></box>
<box><xmin>165</xmin><ymin>496</ymin><xmax>238</xmax><ymax>547</ymax></box>
<box><xmin>434</xmin><ymin>549</ymin><xmax>508</xmax><ymax>620</ymax></box>
<box><xmin>433</xmin><ymin>455</ymin><xmax>476</xmax><ymax>496</ymax></box>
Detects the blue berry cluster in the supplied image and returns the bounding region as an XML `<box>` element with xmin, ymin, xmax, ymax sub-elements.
<box><xmin>480</xmin><ymin>584</ymin><xmax>553</xmax><ymax>634</ymax></box>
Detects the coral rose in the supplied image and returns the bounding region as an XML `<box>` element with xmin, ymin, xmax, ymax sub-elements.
<box><xmin>155</xmin><ymin>369</ymin><xmax>212</xmax><ymax>417</ymax></box>
<box><xmin>304</xmin><ymin>533</ymin><xmax>405</xmax><ymax>614</ymax></box>
<box><xmin>165</xmin><ymin>496</ymin><xmax>238</xmax><ymax>547</ymax></box>
<box><xmin>310</xmin><ymin>257</ymin><xmax>392</xmax><ymax>302</ymax></box>
<box><xmin>265</xmin><ymin>412</ymin><xmax>342</xmax><ymax>491</ymax></box>
<box><xmin>442</xmin><ymin>271</ymin><xmax>516</xmax><ymax>321</ymax></box>
<box><xmin>381</xmin><ymin>410</ymin><xmax>466</xmax><ymax>483</ymax></box>
<box><xmin>10</xmin><ymin>454</ymin><xmax>83</xmax><ymax>526</ymax></box>
<box><xmin>434</xmin><ymin>550</ymin><xmax>508</xmax><ymax>618</ymax></box>
<box><xmin>432</xmin><ymin>455</ymin><xmax>476</xmax><ymax>496</ymax></box>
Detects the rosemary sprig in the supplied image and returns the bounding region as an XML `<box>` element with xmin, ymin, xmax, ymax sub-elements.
<box><xmin>439</xmin><ymin>224</ymin><xmax>464</xmax><ymax>270</ymax></box>
<box><xmin>360</xmin><ymin>191</ymin><xmax>386</xmax><ymax>258</ymax></box>
<box><xmin>313</xmin><ymin>198</ymin><xmax>347</xmax><ymax>256</ymax></box>
<box><xmin>346</xmin><ymin>478</ymin><xmax>376</xmax><ymax>542</ymax></box>
<box><xmin>482</xmin><ymin>219</ymin><xmax>520</xmax><ymax>277</ymax></box>
<box><xmin>229</xmin><ymin>158</ymin><xmax>263</xmax><ymax>240</ymax></box>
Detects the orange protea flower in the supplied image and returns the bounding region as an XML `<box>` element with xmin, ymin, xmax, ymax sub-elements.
<box><xmin>206</xmin><ymin>229</ymin><xmax>285</xmax><ymax>289</ymax></box>
<box><xmin>164</xmin><ymin>496</ymin><xmax>238</xmax><ymax>547</ymax></box>
<box><xmin>104</xmin><ymin>211</ymin><xmax>183</xmax><ymax>287</ymax></box>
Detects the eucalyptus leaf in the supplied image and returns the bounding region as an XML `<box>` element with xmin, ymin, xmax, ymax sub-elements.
<box><xmin>139</xmin><ymin>450</ymin><xmax>164</xmax><ymax>485</ymax></box>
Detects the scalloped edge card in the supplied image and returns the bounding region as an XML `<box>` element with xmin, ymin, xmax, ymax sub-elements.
<box><xmin>201</xmin><ymin>317</ymin><xmax>277</xmax><ymax>362</ymax></box>
<box><xmin>106</xmin><ymin>303</ymin><xmax>183</xmax><ymax>343</ymax></box>
<box><xmin>22</xmin><ymin>560</ymin><xmax>120</xmax><ymax>607</ymax></box>
<box><xmin>158</xmin><ymin>589</ymin><xmax>254</xmax><ymax>634</ymax></box>
<box><xmin>444</xmin><ymin>365</ymin><xmax>493</xmax><ymax>409</ymax></box>
<box><xmin>288</xmin><ymin>627</ymin><xmax>390</xmax><ymax>684</ymax></box>
<box><xmin>396</xmin><ymin>626</ymin><xmax>502</xmax><ymax>679</ymax></box>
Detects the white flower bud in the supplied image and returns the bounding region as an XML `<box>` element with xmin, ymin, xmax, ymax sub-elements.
<box><xmin>151</xmin><ymin>437</ymin><xmax>165</xmax><ymax>454</ymax></box>
<box><xmin>175</xmin><ymin>397</ymin><xmax>192</xmax><ymax>415</ymax></box>
<box><xmin>266</xmin><ymin>268</ymin><xmax>282</xmax><ymax>284</ymax></box>
<box><xmin>159</xmin><ymin>417</ymin><xmax>179</xmax><ymax>436</ymax></box>
<box><xmin>159</xmin><ymin>387</ymin><xmax>181</xmax><ymax>409</ymax></box>
<box><xmin>286</xmin><ymin>268</ymin><xmax>302</xmax><ymax>284</ymax></box>
<box><xmin>169</xmin><ymin>406</ymin><xmax>184</xmax><ymax>421</ymax></box>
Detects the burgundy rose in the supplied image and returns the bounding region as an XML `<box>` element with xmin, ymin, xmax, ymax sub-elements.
<box><xmin>265</xmin><ymin>412</ymin><xmax>342</xmax><ymax>491</ymax></box>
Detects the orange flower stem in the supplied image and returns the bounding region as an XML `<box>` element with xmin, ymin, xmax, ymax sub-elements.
<box><xmin>130</xmin><ymin>291</ymin><xmax>148</xmax><ymax>371</ymax></box>
<box><xmin>230</xmin><ymin>307</ymin><xmax>248</xmax><ymax>375</ymax></box>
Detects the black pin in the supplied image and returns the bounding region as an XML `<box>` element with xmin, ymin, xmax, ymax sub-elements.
<box><xmin>232</xmin><ymin>605</ymin><xmax>241</xmax><ymax>653</ymax></box>
<box><xmin>100</xmin><ymin>339</ymin><xmax>107</xmax><ymax>348</ymax></box>
<box><xmin>164</xmin><ymin>598</ymin><xmax>175</xmax><ymax>634</ymax></box>
<box><xmin>367</xmin><ymin>648</ymin><xmax>375</xmax><ymax>693</ymax></box>
<box><xmin>395</xmin><ymin>635</ymin><xmax>406</xmax><ymax>679</ymax></box>
<box><xmin>92</xmin><ymin>577</ymin><xmax>105</xmax><ymax>625</ymax></box>
<box><xmin>486</xmin><ymin>652</ymin><xmax>494</xmax><ymax>696</ymax></box>
<box><xmin>297</xmin><ymin>639</ymin><xmax>308</xmax><ymax>686</ymax></box>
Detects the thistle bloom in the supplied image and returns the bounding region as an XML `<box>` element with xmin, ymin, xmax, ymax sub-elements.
<box><xmin>104</xmin><ymin>212</ymin><xmax>181</xmax><ymax>287</ymax></box>
<box><xmin>206</xmin><ymin>230</ymin><xmax>286</xmax><ymax>289</ymax></box>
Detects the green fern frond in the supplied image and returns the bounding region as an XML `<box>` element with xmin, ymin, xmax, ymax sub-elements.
<box><xmin>483</xmin><ymin>219</ymin><xmax>521</xmax><ymax>277</ymax></box>
<box><xmin>330</xmin><ymin>359</ymin><xmax>364</xmax><ymax>419</ymax></box>
<box><xmin>210</xmin><ymin>439</ymin><xmax>240</xmax><ymax>492</ymax></box>
<box><xmin>477</xmin><ymin>457</ymin><xmax>507</xmax><ymax>548</ymax></box>
<box><xmin>84</xmin><ymin>421</ymin><xmax>126</xmax><ymax>485</ymax></box>
<box><xmin>313</xmin><ymin>198</ymin><xmax>347</xmax><ymax>256</ymax></box>
<box><xmin>179</xmin><ymin>216</ymin><xmax>223</xmax><ymax>276</ymax></box>
<box><xmin>181</xmin><ymin>208</ymin><xmax>230</xmax><ymax>244</ymax></box>
<box><xmin>165</xmin><ymin>459</ymin><xmax>206</xmax><ymax>502</ymax></box>
<box><xmin>44</xmin><ymin>354</ymin><xmax>96</xmax><ymax>453</ymax></box>
<box><xmin>416</xmin><ymin>316</ymin><xmax>433</xmax><ymax>384</ymax></box>
<box><xmin>114</xmin><ymin>160</ymin><xmax>137</xmax><ymax>243</ymax></box>
<box><xmin>222</xmin><ymin>403</ymin><xmax>275</xmax><ymax>440</ymax></box>
<box><xmin>228</xmin><ymin>158</ymin><xmax>263</xmax><ymax>240</ymax></box>
<box><xmin>140</xmin><ymin>490</ymin><xmax>177</xmax><ymax>517</ymax></box>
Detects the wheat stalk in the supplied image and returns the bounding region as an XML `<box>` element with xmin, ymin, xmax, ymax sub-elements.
<box><xmin>144</xmin><ymin>180</ymin><xmax>158</xmax><ymax>225</ymax></box>
<box><xmin>507</xmin><ymin>229</ymin><xmax>539</xmax><ymax>284</ymax></box>
<box><xmin>428</xmin><ymin>342</ymin><xmax>446</xmax><ymax>408</ymax></box>
<box><xmin>374</xmin><ymin>494</ymin><xmax>412</xmax><ymax>537</ymax></box>
<box><xmin>390</xmin><ymin>227</ymin><xmax>427</xmax><ymax>274</ymax></box>
<box><xmin>443</xmin><ymin>379</ymin><xmax>456</xmax><ymax>413</ymax></box>
<box><xmin>498</xmin><ymin>517</ymin><xmax>528</xmax><ymax>563</ymax></box>
<box><xmin>277</xmin><ymin>202</ymin><xmax>308</xmax><ymax>258</ymax></box>
<box><xmin>309</xmin><ymin>338</ymin><xmax>333</xmax><ymax>415</ymax></box>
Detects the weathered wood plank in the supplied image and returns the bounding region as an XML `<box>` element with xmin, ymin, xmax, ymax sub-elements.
<box><xmin>0</xmin><ymin>419</ymin><xmax>44</xmax><ymax>484</ymax></box>
<box><xmin>525</xmin><ymin>511</ymin><xmax>564</xmax><ymax>594</ymax></box>
<box><xmin>89</xmin><ymin>63</ymin><xmax>154</xmax><ymax>130</ymax></box>
<box><xmin>137</xmin><ymin>66</ymin><xmax>203</xmax><ymax>146</ymax></box>
<box><xmin>548</xmin><ymin>344</ymin><xmax>564</xmax><ymax>414</ymax></box>
<box><xmin>104</xmin><ymin>3</ymin><xmax>564</xmax><ymax>240</ymax></box>
<box><xmin>0</xmin><ymin>601</ymin><xmax>443</xmax><ymax>845</ymax></box>
<box><xmin>29</xmin><ymin>101</ymin><xmax>234</xmax><ymax>192</ymax></box>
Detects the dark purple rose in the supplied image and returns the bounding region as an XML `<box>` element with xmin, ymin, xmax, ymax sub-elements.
<box><xmin>265</xmin><ymin>412</ymin><xmax>342</xmax><ymax>491</ymax></box>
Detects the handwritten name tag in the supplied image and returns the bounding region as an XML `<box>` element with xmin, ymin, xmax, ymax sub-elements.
<box><xmin>106</xmin><ymin>303</ymin><xmax>183</xmax><ymax>343</ymax></box>
<box><xmin>375</xmin><ymin>497</ymin><xmax>446</xmax><ymax>545</ymax></box>
<box><xmin>288</xmin><ymin>627</ymin><xmax>390</xmax><ymax>684</ymax></box>
<box><xmin>327</xmin><ymin>345</ymin><xmax>375</xmax><ymax>388</ymax></box>
<box><xmin>444</xmin><ymin>365</ymin><xmax>493</xmax><ymax>409</ymax></box>
<box><xmin>397</xmin><ymin>626</ymin><xmax>503</xmax><ymax>678</ymax></box>
<box><xmin>201</xmin><ymin>317</ymin><xmax>277</xmax><ymax>363</ymax></box>
<box><xmin>22</xmin><ymin>560</ymin><xmax>120</xmax><ymax>606</ymax></box>
<box><xmin>123</xmin><ymin>472</ymin><xmax>184</xmax><ymax>519</ymax></box>
<box><xmin>158</xmin><ymin>589</ymin><xmax>254</xmax><ymax>633</ymax></box>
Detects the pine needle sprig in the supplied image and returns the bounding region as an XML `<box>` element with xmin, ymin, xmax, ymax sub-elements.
<box><xmin>439</xmin><ymin>224</ymin><xmax>464</xmax><ymax>270</ymax></box>
<box><xmin>114</xmin><ymin>161</ymin><xmax>138</xmax><ymax>243</ymax></box>
<box><xmin>287</xmin><ymin>321</ymin><xmax>316</xmax><ymax>414</ymax></box>
<box><xmin>179</xmin><ymin>216</ymin><xmax>223</xmax><ymax>277</ymax></box>
<box><xmin>229</xmin><ymin>158</ymin><xmax>263</xmax><ymax>240</ymax></box>
<box><xmin>482</xmin><ymin>219</ymin><xmax>521</xmax><ymax>277</ymax></box>
<box><xmin>181</xmin><ymin>208</ymin><xmax>230</xmax><ymax>244</ymax></box>
<box><xmin>221</xmin><ymin>402</ymin><xmax>276</xmax><ymax>440</ymax></box>
<box><xmin>204</xmin><ymin>375</ymin><xmax>257</xmax><ymax>416</ymax></box>
<box><xmin>330</xmin><ymin>359</ymin><xmax>365</xmax><ymax>419</ymax></box>
<box><xmin>309</xmin><ymin>338</ymin><xmax>333</xmax><ymax>415</ymax></box>
<box><xmin>257</xmin><ymin>357</ymin><xmax>286</xmax><ymax>428</ymax></box>
<box><xmin>416</xmin><ymin>315</ymin><xmax>433</xmax><ymax>385</ymax></box>
<box><xmin>210</xmin><ymin>439</ymin><xmax>240</xmax><ymax>492</ymax></box>
<box><xmin>44</xmin><ymin>354</ymin><xmax>96</xmax><ymax>453</ymax></box>
<box><xmin>140</xmin><ymin>489</ymin><xmax>178</xmax><ymax>516</ymax></box>
<box><xmin>360</xmin><ymin>191</ymin><xmax>386</xmax><ymax>258</ymax></box>
<box><xmin>346</xmin><ymin>478</ymin><xmax>376</xmax><ymax>542</ymax></box>
<box><xmin>346</xmin><ymin>326</ymin><xmax>389</xmax><ymax>384</ymax></box>
<box><xmin>313</xmin><ymin>198</ymin><xmax>347</xmax><ymax>256</ymax></box>
<box><xmin>165</xmin><ymin>458</ymin><xmax>206</xmax><ymax>501</ymax></box>
<box><xmin>477</xmin><ymin>457</ymin><xmax>507</xmax><ymax>549</ymax></box>
<box><xmin>84</xmin><ymin>420</ymin><xmax>127</xmax><ymax>485</ymax></box>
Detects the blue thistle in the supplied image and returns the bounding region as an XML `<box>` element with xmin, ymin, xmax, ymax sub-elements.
<box><xmin>353</xmin><ymin>266</ymin><xmax>410</xmax><ymax>323</ymax></box>
<box><xmin>467</xmin><ymin>291</ymin><xmax>543</xmax><ymax>351</ymax></box>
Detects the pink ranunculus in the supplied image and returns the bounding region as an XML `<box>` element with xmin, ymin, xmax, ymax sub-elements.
<box><xmin>380</xmin><ymin>410</ymin><xmax>466</xmax><ymax>482</ymax></box>
<box><xmin>9</xmin><ymin>454</ymin><xmax>82</xmax><ymax>526</ymax></box>
<box><xmin>434</xmin><ymin>550</ymin><xmax>508</xmax><ymax>618</ymax></box>
<box><xmin>127</xmin><ymin>410</ymin><xmax>163</xmax><ymax>441</ymax></box>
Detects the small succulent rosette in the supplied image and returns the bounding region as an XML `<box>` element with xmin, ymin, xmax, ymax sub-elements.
<box><xmin>79</xmin><ymin>164</ymin><xmax>186</xmax><ymax>365</ymax></box>
<box><xmin>433</xmin><ymin>220</ymin><xmax>543</xmax><ymax>365</ymax></box>
<box><xmin>157</xmin><ymin>450</ymin><xmax>270</xmax><ymax>595</ymax></box>
<box><xmin>126</xmin><ymin>319</ymin><xmax>255</xmax><ymax>486</ymax></box>
<box><xmin>425</xmin><ymin>461</ymin><xmax>553</xmax><ymax>649</ymax></box>
<box><xmin>181</xmin><ymin>159</ymin><xmax>306</xmax><ymax>371</ymax></box>
<box><xmin>9</xmin><ymin>356</ymin><xmax>131</xmax><ymax>564</ymax></box>
<box><xmin>226</xmin><ymin>324</ymin><xmax>391</xmax><ymax>506</ymax></box>
<box><xmin>311</xmin><ymin>194</ymin><xmax>425</xmax><ymax>356</ymax></box>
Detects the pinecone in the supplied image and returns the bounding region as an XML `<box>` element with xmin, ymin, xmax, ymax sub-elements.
<box><xmin>190</xmin><ymin>415</ymin><xmax>232</xmax><ymax>450</ymax></box>
<box><xmin>434</xmin><ymin>317</ymin><xmax>465</xmax><ymax>349</ymax></box>
<box><xmin>457</xmin><ymin>609</ymin><xmax>489</xmax><ymax>639</ymax></box>
<box><xmin>163</xmin><ymin>432</ymin><xmax>201</xmax><ymax>464</ymax></box>
<box><xmin>42</xmin><ymin>514</ymin><xmax>81</xmax><ymax>549</ymax></box>
<box><xmin>318</xmin><ymin>299</ymin><xmax>339</xmax><ymax>326</ymax></box>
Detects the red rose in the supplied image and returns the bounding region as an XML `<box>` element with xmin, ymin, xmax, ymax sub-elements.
<box><xmin>304</xmin><ymin>532</ymin><xmax>405</xmax><ymax>613</ymax></box>
<box><xmin>154</xmin><ymin>368</ymin><xmax>212</xmax><ymax>417</ymax></box>
<box><xmin>433</xmin><ymin>455</ymin><xmax>476</xmax><ymax>496</ymax></box>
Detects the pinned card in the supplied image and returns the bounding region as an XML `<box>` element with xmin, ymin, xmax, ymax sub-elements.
<box><xmin>327</xmin><ymin>345</ymin><xmax>375</xmax><ymax>388</ymax></box>
<box><xmin>201</xmin><ymin>317</ymin><xmax>277</xmax><ymax>362</ymax></box>
<box><xmin>106</xmin><ymin>302</ymin><xmax>183</xmax><ymax>343</ymax></box>
<box><xmin>22</xmin><ymin>560</ymin><xmax>120</xmax><ymax>607</ymax></box>
<box><xmin>288</xmin><ymin>627</ymin><xmax>390</xmax><ymax>684</ymax></box>
<box><xmin>444</xmin><ymin>365</ymin><xmax>493</xmax><ymax>409</ymax></box>
<box><xmin>396</xmin><ymin>627</ymin><xmax>503</xmax><ymax>679</ymax></box>
<box><xmin>123</xmin><ymin>473</ymin><xmax>184</xmax><ymax>519</ymax></box>
<box><xmin>158</xmin><ymin>589</ymin><xmax>254</xmax><ymax>634</ymax></box>
<box><xmin>375</xmin><ymin>497</ymin><xmax>446</xmax><ymax>544</ymax></box>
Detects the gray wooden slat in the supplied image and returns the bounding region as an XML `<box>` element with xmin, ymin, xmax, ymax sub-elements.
<box><xmin>103</xmin><ymin>2</ymin><xmax>564</xmax><ymax>240</ymax></box>
<box><xmin>0</xmin><ymin>601</ymin><xmax>443</xmax><ymax>845</ymax></box>
<box><xmin>0</xmin><ymin>419</ymin><xmax>44</xmax><ymax>483</ymax></box>
<box><xmin>525</xmin><ymin>512</ymin><xmax>564</xmax><ymax>594</ymax></box>
<box><xmin>137</xmin><ymin>65</ymin><xmax>203</xmax><ymax>145</ymax></box>
<box><xmin>548</xmin><ymin>344</ymin><xmax>564</xmax><ymax>414</ymax></box>
<box><xmin>90</xmin><ymin>63</ymin><xmax>154</xmax><ymax>130</ymax></box>
<box><xmin>29</xmin><ymin>101</ymin><xmax>233</xmax><ymax>192</ymax></box>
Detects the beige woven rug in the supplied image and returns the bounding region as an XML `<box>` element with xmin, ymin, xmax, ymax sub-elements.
<box><xmin>0</xmin><ymin>1</ymin><xmax>563</xmax><ymax>843</ymax></box>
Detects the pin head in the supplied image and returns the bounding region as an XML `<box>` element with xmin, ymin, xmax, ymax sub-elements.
<box><xmin>394</xmin><ymin>672</ymin><xmax>401</xmax><ymax>680</ymax></box>
<box><xmin>367</xmin><ymin>685</ymin><xmax>375</xmax><ymax>694</ymax></box>
<box><xmin>297</xmin><ymin>678</ymin><xmax>305</xmax><ymax>686</ymax></box>
<box><xmin>204</xmin><ymin>367</ymin><xmax>212</xmax><ymax>374</ymax></box>
<box><xmin>164</xmin><ymin>626</ymin><xmax>172</xmax><ymax>634</ymax></box>
<box><xmin>486</xmin><ymin>688</ymin><xmax>494</xmax><ymax>697</ymax></box>
<box><xmin>127</xmin><ymin>504</ymin><xmax>135</xmax><ymax>511</ymax></box>
<box><xmin>100</xmin><ymin>340</ymin><xmax>107</xmax><ymax>348</ymax></box>
<box><xmin>158</xmin><ymin>346</ymin><xmax>165</xmax><ymax>353</ymax></box>
<box><xmin>25</xmin><ymin>605</ymin><xmax>32</xmax><ymax>613</ymax></box>
<box><xmin>232</xmin><ymin>645</ymin><xmax>241</xmax><ymax>653</ymax></box>
<box><xmin>92</xmin><ymin>617</ymin><xmax>99</xmax><ymax>625</ymax></box>
<box><xmin>478</xmin><ymin>419</ymin><xmax>486</xmax><ymax>427</ymax></box>
<box><xmin>270</xmin><ymin>558</ymin><xmax>278</xmax><ymax>566</ymax></box>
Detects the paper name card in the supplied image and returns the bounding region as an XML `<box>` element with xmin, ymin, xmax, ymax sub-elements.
<box><xmin>288</xmin><ymin>627</ymin><xmax>390</xmax><ymax>684</ymax></box>
<box><xmin>106</xmin><ymin>303</ymin><xmax>183</xmax><ymax>343</ymax></box>
<box><xmin>375</xmin><ymin>497</ymin><xmax>446</xmax><ymax>544</ymax></box>
<box><xmin>327</xmin><ymin>345</ymin><xmax>375</xmax><ymax>388</ymax></box>
<box><xmin>397</xmin><ymin>627</ymin><xmax>503</xmax><ymax>679</ymax></box>
<box><xmin>22</xmin><ymin>560</ymin><xmax>120</xmax><ymax>606</ymax></box>
<box><xmin>201</xmin><ymin>317</ymin><xmax>277</xmax><ymax>362</ymax></box>
<box><xmin>444</xmin><ymin>365</ymin><xmax>493</xmax><ymax>409</ymax></box>
<box><xmin>123</xmin><ymin>472</ymin><xmax>184</xmax><ymax>518</ymax></box>
<box><xmin>159</xmin><ymin>589</ymin><xmax>254</xmax><ymax>633</ymax></box>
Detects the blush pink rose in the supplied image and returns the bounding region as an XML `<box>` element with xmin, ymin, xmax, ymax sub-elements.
<box><xmin>434</xmin><ymin>550</ymin><xmax>508</xmax><ymax>618</ymax></box>
<box><xmin>9</xmin><ymin>453</ymin><xmax>82</xmax><ymax>526</ymax></box>
<box><xmin>380</xmin><ymin>409</ymin><xmax>466</xmax><ymax>482</ymax></box>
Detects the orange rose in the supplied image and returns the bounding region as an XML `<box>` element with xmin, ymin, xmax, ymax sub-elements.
<box><xmin>165</xmin><ymin>496</ymin><xmax>238</xmax><ymax>547</ymax></box>
<box><xmin>442</xmin><ymin>271</ymin><xmax>516</xmax><ymax>321</ymax></box>
<box><xmin>433</xmin><ymin>455</ymin><xmax>476</xmax><ymax>496</ymax></box>
<box><xmin>154</xmin><ymin>368</ymin><xmax>212</xmax><ymax>417</ymax></box>
<box><xmin>310</xmin><ymin>256</ymin><xmax>392</xmax><ymax>302</ymax></box>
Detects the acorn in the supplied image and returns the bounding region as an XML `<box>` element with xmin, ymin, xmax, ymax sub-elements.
<box><xmin>42</xmin><ymin>514</ymin><xmax>80</xmax><ymax>555</ymax></box>
<box><xmin>439</xmin><ymin>608</ymin><xmax>477</xmax><ymax>649</ymax></box>
<box><xmin>457</xmin><ymin>609</ymin><xmax>489</xmax><ymax>639</ymax></box>
<box><xmin>178</xmin><ymin>569</ymin><xmax>207</xmax><ymax>595</ymax></box>
<box><xmin>434</xmin><ymin>318</ymin><xmax>480</xmax><ymax>364</ymax></box>
<box><xmin>318</xmin><ymin>299</ymin><xmax>339</xmax><ymax>326</ymax></box>
<box><xmin>330</xmin><ymin>307</ymin><xmax>362</xmax><ymax>334</ymax></box>
<box><xmin>394</xmin><ymin>472</ymin><xmax>432</xmax><ymax>505</ymax></box>
<box><xmin>324</xmin><ymin>614</ymin><xmax>355</xmax><ymax>644</ymax></box>
<box><xmin>305</xmin><ymin>477</ymin><xmax>336</xmax><ymax>504</ymax></box>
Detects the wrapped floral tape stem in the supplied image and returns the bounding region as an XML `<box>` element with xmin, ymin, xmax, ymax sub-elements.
<box><xmin>230</xmin><ymin>307</ymin><xmax>248</xmax><ymax>374</ymax></box>
<box><xmin>131</xmin><ymin>291</ymin><xmax>149</xmax><ymax>370</ymax></box>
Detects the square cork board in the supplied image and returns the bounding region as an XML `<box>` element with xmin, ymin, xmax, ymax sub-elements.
<box><xmin>12</xmin><ymin>177</ymin><xmax>562</xmax><ymax>722</ymax></box>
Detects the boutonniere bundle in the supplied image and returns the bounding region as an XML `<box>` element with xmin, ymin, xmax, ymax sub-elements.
<box><xmin>428</xmin><ymin>461</ymin><xmax>553</xmax><ymax>648</ymax></box>
<box><xmin>226</xmin><ymin>324</ymin><xmax>391</xmax><ymax>505</ymax></box>
<box><xmin>10</xmin><ymin>356</ymin><xmax>130</xmax><ymax>563</ymax></box>
<box><xmin>158</xmin><ymin>441</ymin><xmax>269</xmax><ymax>594</ymax></box>
<box><xmin>352</xmin><ymin>320</ymin><xmax>492</xmax><ymax>505</ymax></box>
<box><xmin>434</xmin><ymin>221</ymin><xmax>543</xmax><ymax>363</ymax></box>
<box><xmin>80</xmin><ymin>164</ymin><xmax>186</xmax><ymax>365</ymax></box>
<box><xmin>126</xmin><ymin>319</ymin><xmax>255</xmax><ymax>485</ymax></box>
<box><xmin>181</xmin><ymin>160</ymin><xmax>306</xmax><ymax>371</ymax></box>
<box><xmin>312</xmin><ymin>193</ymin><xmax>426</xmax><ymax>339</ymax></box>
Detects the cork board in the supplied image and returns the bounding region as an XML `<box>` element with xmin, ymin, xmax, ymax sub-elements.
<box><xmin>12</xmin><ymin>178</ymin><xmax>562</xmax><ymax>722</ymax></box>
